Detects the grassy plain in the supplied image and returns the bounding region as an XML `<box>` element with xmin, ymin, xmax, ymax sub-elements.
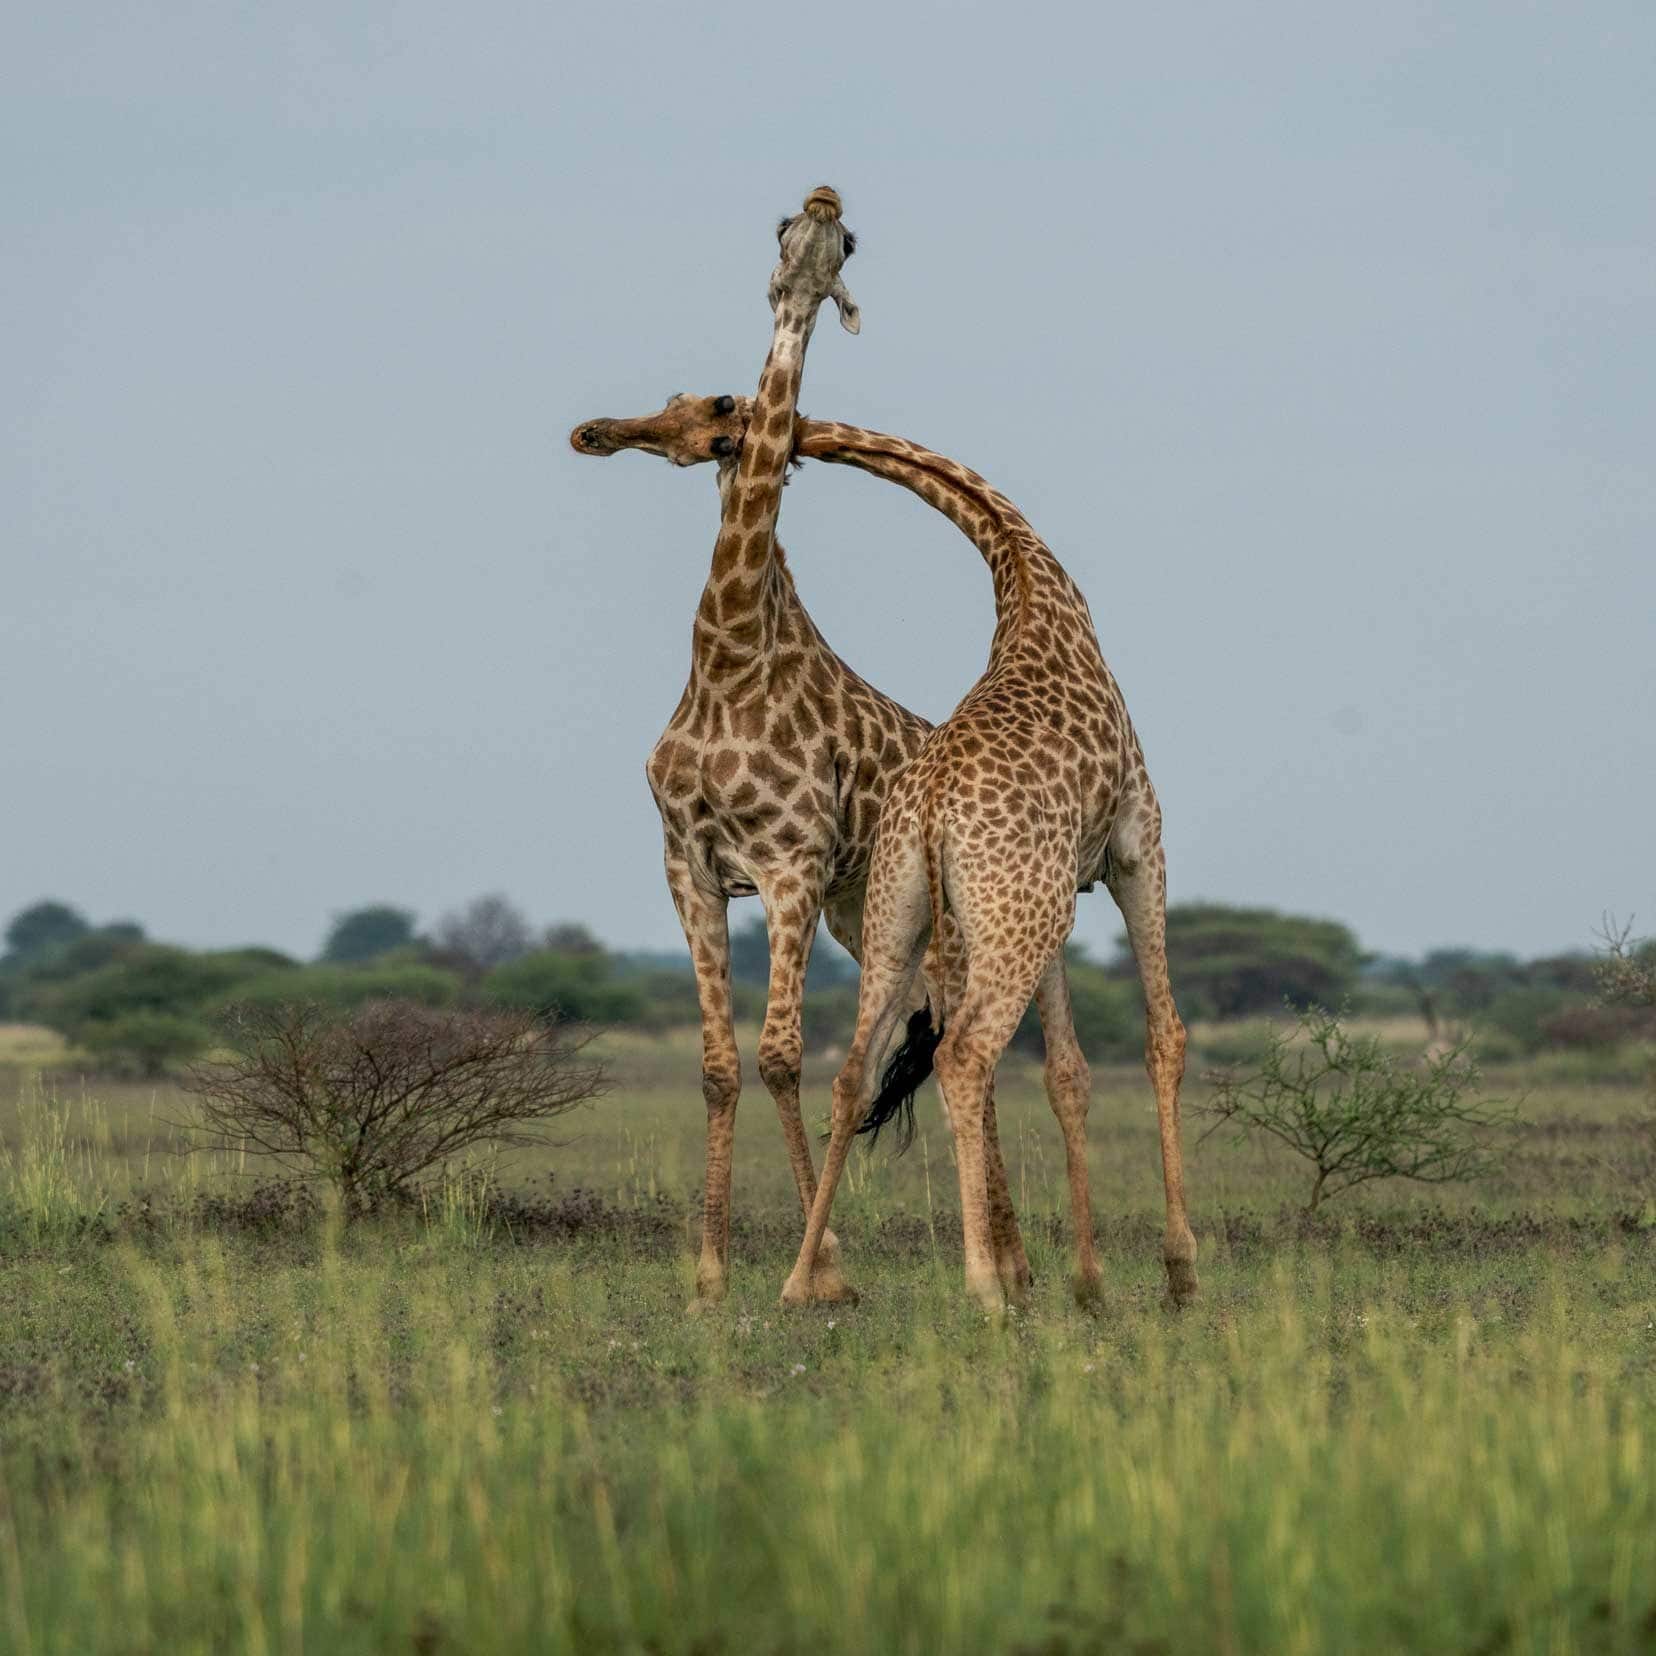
<box><xmin>2</xmin><ymin>1022</ymin><xmax>1654</xmax><ymax>1653</ymax></box>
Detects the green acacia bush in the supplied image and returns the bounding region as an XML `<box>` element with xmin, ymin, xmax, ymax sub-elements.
<box><xmin>1133</xmin><ymin>904</ymin><xmax>1364</xmax><ymax>1020</ymax></box>
<box><xmin>78</xmin><ymin>1011</ymin><xmax>210</xmax><ymax>1078</ymax></box>
<box><xmin>222</xmin><ymin>963</ymin><xmax>461</xmax><ymax>1014</ymax></box>
<box><xmin>799</xmin><ymin>985</ymin><xmax>860</xmax><ymax>1053</ymax></box>
<box><xmin>1198</xmin><ymin>1006</ymin><xmax>1513</xmax><ymax>1210</ymax></box>
<box><xmin>1010</xmin><ymin>956</ymin><xmax>1141</xmax><ymax>1062</ymax></box>
<box><xmin>482</xmin><ymin>950</ymin><xmax>645</xmax><ymax>1025</ymax></box>
<box><xmin>1480</xmin><ymin>987</ymin><xmax>1573</xmax><ymax>1054</ymax></box>
<box><xmin>30</xmin><ymin>946</ymin><xmax>248</xmax><ymax>1055</ymax></box>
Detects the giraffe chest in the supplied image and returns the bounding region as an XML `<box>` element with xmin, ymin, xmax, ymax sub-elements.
<box><xmin>645</xmin><ymin>677</ymin><xmax>922</xmax><ymax>896</ymax></box>
<box><xmin>647</xmin><ymin>703</ymin><xmax>838</xmax><ymax>886</ymax></box>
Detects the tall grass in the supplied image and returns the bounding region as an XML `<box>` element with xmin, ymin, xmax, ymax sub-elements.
<box><xmin>3</xmin><ymin>1231</ymin><xmax>1654</xmax><ymax>1654</ymax></box>
<box><xmin>0</xmin><ymin>1082</ymin><xmax>111</xmax><ymax>1247</ymax></box>
<box><xmin>5</xmin><ymin>1055</ymin><xmax>1656</xmax><ymax>1651</ymax></box>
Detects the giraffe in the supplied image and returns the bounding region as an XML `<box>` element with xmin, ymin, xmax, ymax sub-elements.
<box><xmin>569</xmin><ymin>188</ymin><xmax>1044</xmax><ymax>1306</ymax></box>
<box><xmin>572</xmin><ymin>394</ymin><xmax>1102</xmax><ymax>1304</ymax></box>
<box><xmin>767</xmin><ymin>424</ymin><xmax>1202</xmax><ymax>1315</ymax></box>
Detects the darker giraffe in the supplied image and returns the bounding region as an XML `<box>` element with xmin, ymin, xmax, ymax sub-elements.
<box><xmin>568</xmin><ymin>189</ymin><xmax>906</xmax><ymax>1306</ymax></box>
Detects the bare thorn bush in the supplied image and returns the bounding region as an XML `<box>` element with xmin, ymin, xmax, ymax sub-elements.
<box><xmin>1593</xmin><ymin>915</ymin><xmax>1656</xmax><ymax>1210</ymax></box>
<box><xmin>1594</xmin><ymin>914</ymin><xmax>1656</xmax><ymax>1013</ymax></box>
<box><xmin>182</xmin><ymin>1001</ymin><xmax>609</xmax><ymax>1216</ymax></box>
<box><xmin>1197</xmin><ymin>1006</ymin><xmax>1512</xmax><ymax>1211</ymax></box>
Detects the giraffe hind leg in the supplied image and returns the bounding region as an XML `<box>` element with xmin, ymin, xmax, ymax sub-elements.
<box><xmin>782</xmin><ymin>836</ymin><xmax>933</xmax><ymax>1307</ymax></box>
<box><xmin>1106</xmin><ymin>809</ymin><xmax>1198</xmax><ymax>1305</ymax></box>
<box><xmin>982</xmin><ymin>1075</ymin><xmax>1032</xmax><ymax>1302</ymax></box>
<box><xmin>1034</xmin><ymin>952</ymin><xmax>1103</xmax><ymax>1305</ymax></box>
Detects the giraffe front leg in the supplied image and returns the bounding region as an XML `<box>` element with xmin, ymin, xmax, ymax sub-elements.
<box><xmin>757</xmin><ymin>879</ymin><xmax>851</xmax><ymax>1302</ymax></box>
<box><xmin>665</xmin><ymin>857</ymin><xmax>741</xmax><ymax>1309</ymax></box>
<box><xmin>780</xmin><ymin>947</ymin><xmax>923</xmax><ymax>1309</ymax></box>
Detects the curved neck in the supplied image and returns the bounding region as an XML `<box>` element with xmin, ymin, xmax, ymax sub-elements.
<box><xmin>792</xmin><ymin>420</ymin><xmax>1089</xmax><ymax>661</ymax></box>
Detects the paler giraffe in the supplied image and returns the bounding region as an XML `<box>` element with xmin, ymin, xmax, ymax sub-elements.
<box><xmin>765</xmin><ymin>422</ymin><xmax>1202</xmax><ymax>1315</ymax></box>
<box><xmin>569</xmin><ymin>188</ymin><xmax>1046</xmax><ymax>1306</ymax></box>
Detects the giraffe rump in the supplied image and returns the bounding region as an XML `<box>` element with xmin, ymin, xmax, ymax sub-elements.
<box><xmin>853</xmin><ymin>1004</ymin><xmax>942</xmax><ymax>1153</ymax></box>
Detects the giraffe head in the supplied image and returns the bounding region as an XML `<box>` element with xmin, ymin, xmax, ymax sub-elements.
<box><xmin>569</xmin><ymin>393</ymin><xmax>757</xmax><ymax>468</ymax></box>
<box><xmin>771</xmin><ymin>185</ymin><xmax>860</xmax><ymax>334</ymax></box>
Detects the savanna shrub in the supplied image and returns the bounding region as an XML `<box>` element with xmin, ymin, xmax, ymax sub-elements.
<box><xmin>1198</xmin><ymin>1006</ymin><xmax>1512</xmax><ymax>1210</ymax></box>
<box><xmin>1010</xmin><ymin>962</ymin><xmax>1141</xmax><ymax>1062</ymax></box>
<box><xmin>222</xmin><ymin>963</ymin><xmax>461</xmax><ymax>1014</ymax></box>
<box><xmin>482</xmin><ymin>951</ymin><xmax>645</xmax><ymax>1025</ymax></box>
<box><xmin>78</xmin><ymin>1011</ymin><xmax>210</xmax><ymax>1077</ymax></box>
<box><xmin>183</xmin><ymin>1000</ymin><xmax>609</xmax><ymax>1216</ymax></box>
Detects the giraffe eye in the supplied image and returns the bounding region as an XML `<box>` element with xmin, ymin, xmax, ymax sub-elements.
<box><xmin>713</xmin><ymin>395</ymin><xmax>735</xmax><ymax>416</ymax></box>
<box><xmin>711</xmin><ymin>435</ymin><xmax>735</xmax><ymax>458</ymax></box>
<box><xmin>776</xmin><ymin>215</ymin><xmax>792</xmax><ymax>245</ymax></box>
<box><xmin>842</xmin><ymin>229</ymin><xmax>857</xmax><ymax>258</ymax></box>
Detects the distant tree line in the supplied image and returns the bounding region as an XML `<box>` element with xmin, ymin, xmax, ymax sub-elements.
<box><xmin>0</xmin><ymin>894</ymin><xmax>1642</xmax><ymax>1077</ymax></box>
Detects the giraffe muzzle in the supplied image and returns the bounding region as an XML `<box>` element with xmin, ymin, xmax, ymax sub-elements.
<box><xmin>570</xmin><ymin>419</ymin><xmax>622</xmax><ymax>456</ymax></box>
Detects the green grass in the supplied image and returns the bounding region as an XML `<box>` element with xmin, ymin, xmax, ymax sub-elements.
<box><xmin>2</xmin><ymin>1031</ymin><xmax>1655</xmax><ymax>1653</ymax></box>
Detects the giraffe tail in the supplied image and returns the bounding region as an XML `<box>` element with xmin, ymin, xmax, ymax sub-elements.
<box><xmin>854</xmin><ymin>1005</ymin><xmax>939</xmax><ymax>1153</ymax></box>
<box><xmin>856</xmin><ymin>804</ymin><xmax>948</xmax><ymax>1153</ymax></box>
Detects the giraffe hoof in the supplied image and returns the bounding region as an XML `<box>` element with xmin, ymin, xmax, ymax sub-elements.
<box><xmin>688</xmin><ymin>1272</ymin><xmax>729</xmax><ymax>1314</ymax></box>
<box><xmin>780</xmin><ymin>1274</ymin><xmax>859</xmax><ymax>1309</ymax></box>
<box><xmin>1162</xmin><ymin>1256</ymin><xmax>1200</xmax><ymax>1308</ymax></box>
<box><xmin>810</xmin><ymin>1266</ymin><xmax>860</xmax><ymax>1305</ymax></box>
<box><xmin>966</xmin><ymin>1273</ymin><xmax>1008</xmax><ymax>1317</ymax></box>
<box><xmin>998</xmin><ymin>1265</ymin><xmax>1032</xmax><ymax>1308</ymax></box>
<box><xmin>996</xmin><ymin>1253</ymin><xmax>1033</xmax><ymax>1301</ymax></box>
<box><xmin>1072</xmin><ymin>1270</ymin><xmax>1105</xmax><ymax>1309</ymax></box>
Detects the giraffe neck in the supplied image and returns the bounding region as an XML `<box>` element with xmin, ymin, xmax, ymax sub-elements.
<box><xmin>691</xmin><ymin>296</ymin><xmax>820</xmax><ymax>692</ymax></box>
<box><xmin>792</xmin><ymin>421</ymin><xmax>1092</xmax><ymax>663</ymax></box>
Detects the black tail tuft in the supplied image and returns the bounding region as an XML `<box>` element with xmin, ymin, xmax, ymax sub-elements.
<box><xmin>855</xmin><ymin>1004</ymin><xmax>942</xmax><ymax>1154</ymax></box>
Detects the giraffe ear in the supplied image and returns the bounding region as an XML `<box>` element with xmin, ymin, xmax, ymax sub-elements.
<box><xmin>831</xmin><ymin>277</ymin><xmax>861</xmax><ymax>335</ymax></box>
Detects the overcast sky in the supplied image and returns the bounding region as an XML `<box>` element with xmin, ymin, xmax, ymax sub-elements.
<box><xmin>4</xmin><ymin>2</ymin><xmax>1652</xmax><ymax>966</ymax></box>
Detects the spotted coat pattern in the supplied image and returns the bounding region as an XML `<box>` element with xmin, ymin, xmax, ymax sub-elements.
<box><xmin>777</xmin><ymin>428</ymin><xmax>1203</xmax><ymax>1313</ymax></box>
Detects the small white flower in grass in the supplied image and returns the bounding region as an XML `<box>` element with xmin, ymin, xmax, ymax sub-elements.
<box><xmin>826</xmin><ymin>1319</ymin><xmax>836</xmax><ymax>1330</ymax></box>
<box><xmin>492</xmin><ymin>1405</ymin><xmax>503</xmax><ymax>1418</ymax></box>
<box><xmin>1082</xmin><ymin>1363</ymin><xmax>1095</xmax><ymax>1375</ymax></box>
<box><xmin>123</xmin><ymin>1360</ymin><xmax>135</xmax><ymax>1374</ymax></box>
<box><xmin>249</xmin><ymin>1362</ymin><xmax>260</xmax><ymax>1376</ymax></box>
<box><xmin>790</xmin><ymin>1363</ymin><xmax>806</xmax><ymax>1377</ymax></box>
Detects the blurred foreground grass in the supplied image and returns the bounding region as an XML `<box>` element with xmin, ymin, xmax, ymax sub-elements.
<box><xmin>2</xmin><ymin>1028</ymin><xmax>1654</xmax><ymax>1652</ymax></box>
